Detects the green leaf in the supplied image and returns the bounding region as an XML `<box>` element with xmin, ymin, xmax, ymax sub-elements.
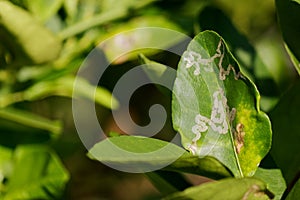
<box><xmin>172</xmin><ymin>31</ymin><xmax>272</xmax><ymax>177</ymax></box>
<box><xmin>286</xmin><ymin>178</ymin><xmax>300</xmax><ymax>200</ymax></box>
<box><xmin>139</xmin><ymin>54</ymin><xmax>176</xmax><ymax>96</ymax></box>
<box><xmin>2</xmin><ymin>145</ymin><xmax>69</xmax><ymax>199</ymax></box>
<box><xmin>254</xmin><ymin>168</ymin><xmax>286</xmax><ymax>200</ymax></box>
<box><xmin>270</xmin><ymin>80</ymin><xmax>300</xmax><ymax>184</ymax></box>
<box><xmin>88</xmin><ymin>135</ymin><xmax>231</xmax><ymax>178</ymax></box>
<box><xmin>164</xmin><ymin>154</ymin><xmax>232</xmax><ymax>180</ymax></box>
<box><xmin>88</xmin><ymin>135</ymin><xmax>187</xmax><ymax>172</ymax></box>
<box><xmin>164</xmin><ymin>177</ymin><xmax>273</xmax><ymax>200</ymax></box>
<box><xmin>276</xmin><ymin>0</ymin><xmax>300</xmax><ymax>64</ymax></box>
<box><xmin>0</xmin><ymin>1</ymin><xmax>61</xmax><ymax>66</ymax></box>
<box><xmin>197</xmin><ymin>6</ymin><xmax>294</xmax><ymax>111</ymax></box>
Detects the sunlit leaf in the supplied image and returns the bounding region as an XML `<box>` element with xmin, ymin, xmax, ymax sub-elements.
<box><xmin>0</xmin><ymin>1</ymin><xmax>61</xmax><ymax>66</ymax></box>
<box><xmin>2</xmin><ymin>145</ymin><xmax>69</xmax><ymax>199</ymax></box>
<box><xmin>164</xmin><ymin>177</ymin><xmax>273</xmax><ymax>200</ymax></box>
<box><xmin>172</xmin><ymin>31</ymin><xmax>272</xmax><ymax>177</ymax></box>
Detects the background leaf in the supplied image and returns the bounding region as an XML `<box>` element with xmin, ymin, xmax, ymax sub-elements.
<box><xmin>164</xmin><ymin>177</ymin><xmax>273</xmax><ymax>200</ymax></box>
<box><xmin>275</xmin><ymin>0</ymin><xmax>300</xmax><ymax>66</ymax></box>
<box><xmin>270</xmin><ymin>80</ymin><xmax>300</xmax><ymax>185</ymax></box>
<box><xmin>1</xmin><ymin>145</ymin><xmax>69</xmax><ymax>199</ymax></box>
<box><xmin>0</xmin><ymin>1</ymin><xmax>61</xmax><ymax>66</ymax></box>
<box><xmin>286</xmin><ymin>178</ymin><xmax>300</xmax><ymax>200</ymax></box>
<box><xmin>172</xmin><ymin>31</ymin><xmax>272</xmax><ymax>177</ymax></box>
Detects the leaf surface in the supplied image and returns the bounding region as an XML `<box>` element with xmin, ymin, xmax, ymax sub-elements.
<box><xmin>172</xmin><ymin>31</ymin><xmax>272</xmax><ymax>177</ymax></box>
<box><xmin>164</xmin><ymin>178</ymin><xmax>273</xmax><ymax>200</ymax></box>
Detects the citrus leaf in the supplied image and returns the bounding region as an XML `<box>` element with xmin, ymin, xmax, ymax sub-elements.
<box><xmin>172</xmin><ymin>31</ymin><xmax>272</xmax><ymax>177</ymax></box>
<box><xmin>164</xmin><ymin>177</ymin><xmax>273</xmax><ymax>200</ymax></box>
<box><xmin>88</xmin><ymin>135</ymin><xmax>187</xmax><ymax>173</ymax></box>
<box><xmin>164</xmin><ymin>154</ymin><xmax>232</xmax><ymax>179</ymax></box>
<box><xmin>197</xmin><ymin>6</ymin><xmax>295</xmax><ymax>112</ymax></box>
<box><xmin>88</xmin><ymin>135</ymin><xmax>231</xmax><ymax>178</ymax></box>
<box><xmin>0</xmin><ymin>1</ymin><xmax>61</xmax><ymax>66</ymax></box>
<box><xmin>254</xmin><ymin>168</ymin><xmax>286</xmax><ymax>200</ymax></box>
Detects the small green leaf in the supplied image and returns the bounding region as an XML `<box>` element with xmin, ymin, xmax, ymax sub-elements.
<box><xmin>270</xmin><ymin>80</ymin><xmax>300</xmax><ymax>184</ymax></box>
<box><xmin>164</xmin><ymin>178</ymin><xmax>273</xmax><ymax>200</ymax></box>
<box><xmin>139</xmin><ymin>54</ymin><xmax>176</xmax><ymax>96</ymax></box>
<box><xmin>172</xmin><ymin>31</ymin><xmax>272</xmax><ymax>177</ymax></box>
<box><xmin>0</xmin><ymin>1</ymin><xmax>61</xmax><ymax>66</ymax></box>
<box><xmin>2</xmin><ymin>145</ymin><xmax>69</xmax><ymax>199</ymax></box>
<box><xmin>254</xmin><ymin>168</ymin><xmax>286</xmax><ymax>200</ymax></box>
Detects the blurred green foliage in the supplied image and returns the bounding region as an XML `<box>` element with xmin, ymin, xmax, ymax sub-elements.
<box><xmin>0</xmin><ymin>0</ymin><xmax>299</xmax><ymax>199</ymax></box>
